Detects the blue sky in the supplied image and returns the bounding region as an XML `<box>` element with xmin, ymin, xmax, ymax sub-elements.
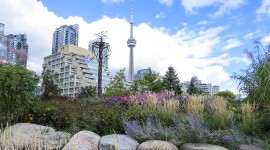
<box><xmin>1</xmin><ymin>0</ymin><xmax>270</xmax><ymax>93</ymax></box>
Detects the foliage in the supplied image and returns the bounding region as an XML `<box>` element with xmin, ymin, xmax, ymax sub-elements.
<box><xmin>130</xmin><ymin>68</ymin><xmax>163</xmax><ymax>94</ymax></box>
<box><xmin>215</xmin><ymin>90</ymin><xmax>236</xmax><ymax>100</ymax></box>
<box><xmin>41</xmin><ymin>70</ymin><xmax>61</xmax><ymax>100</ymax></box>
<box><xmin>162</xmin><ymin>66</ymin><xmax>182</xmax><ymax>95</ymax></box>
<box><xmin>79</xmin><ymin>96</ymin><xmax>104</xmax><ymax>106</ymax></box>
<box><xmin>104</xmin><ymin>68</ymin><xmax>129</xmax><ymax>97</ymax></box>
<box><xmin>18</xmin><ymin>100</ymin><xmax>73</xmax><ymax>131</ymax></box>
<box><xmin>0</xmin><ymin>64</ymin><xmax>39</xmax><ymax>125</ymax></box>
<box><xmin>187</xmin><ymin>76</ymin><xmax>202</xmax><ymax>95</ymax></box>
<box><xmin>19</xmin><ymin>99</ymin><xmax>125</xmax><ymax>135</ymax></box>
<box><xmin>77</xmin><ymin>85</ymin><xmax>97</xmax><ymax>99</ymax></box>
<box><xmin>123</xmin><ymin>113</ymin><xmax>249</xmax><ymax>149</ymax></box>
<box><xmin>232</xmin><ymin>40</ymin><xmax>270</xmax><ymax>110</ymax></box>
<box><xmin>240</xmin><ymin>102</ymin><xmax>258</xmax><ymax>136</ymax></box>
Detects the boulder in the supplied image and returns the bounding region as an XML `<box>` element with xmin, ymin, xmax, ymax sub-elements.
<box><xmin>40</xmin><ymin>131</ymin><xmax>71</xmax><ymax>149</ymax></box>
<box><xmin>137</xmin><ymin>140</ymin><xmax>178</xmax><ymax>150</ymax></box>
<box><xmin>237</xmin><ymin>144</ymin><xmax>265</xmax><ymax>150</ymax></box>
<box><xmin>99</xmin><ymin>134</ymin><xmax>139</xmax><ymax>150</ymax></box>
<box><xmin>0</xmin><ymin>123</ymin><xmax>70</xmax><ymax>149</ymax></box>
<box><xmin>63</xmin><ymin>130</ymin><xmax>101</xmax><ymax>150</ymax></box>
<box><xmin>181</xmin><ymin>143</ymin><xmax>229</xmax><ymax>150</ymax></box>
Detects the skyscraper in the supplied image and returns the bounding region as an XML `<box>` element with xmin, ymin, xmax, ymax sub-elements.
<box><xmin>6</xmin><ymin>34</ymin><xmax>28</xmax><ymax>68</ymax></box>
<box><xmin>0</xmin><ymin>23</ymin><xmax>4</xmax><ymax>35</ymax></box>
<box><xmin>52</xmin><ymin>24</ymin><xmax>78</xmax><ymax>54</ymax></box>
<box><xmin>0</xmin><ymin>23</ymin><xmax>6</xmax><ymax>62</ymax></box>
<box><xmin>127</xmin><ymin>0</ymin><xmax>136</xmax><ymax>81</ymax></box>
<box><xmin>0</xmin><ymin>23</ymin><xmax>28</xmax><ymax>67</ymax></box>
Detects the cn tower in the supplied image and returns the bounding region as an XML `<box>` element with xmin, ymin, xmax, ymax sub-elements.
<box><xmin>127</xmin><ymin>0</ymin><xmax>136</xmax><ymax>81</ymax></box>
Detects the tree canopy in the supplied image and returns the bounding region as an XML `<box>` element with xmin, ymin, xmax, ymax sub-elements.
<box><xmin>232</xmin><ymin>40</ymin><xmax>270</xmax><ymax>110</ymax></box>
<box><xmin>0</xmin><ymin>64</ymin><xmax>39</xmax><ymax>124</ymax></box>
<box><xmin>162</xmin><ymin>66</ymin><xmax>181</xmax><ymax>95</ymax></box>
<box><xmin>104</xmin><ymin>68</ymin><xmax>129</xmax><ymax>97</ymax></box>
<box><xmin>214</xmin><ymin>91</ymin><xmax>236</xmax><ymax>100</ymax></box>
<box><xmin>187</xmin><ymin>76</ymin><xmax>202</xmax><ymax>95</ymax></box>
<box><xmin>130</xmin><ymin>68</ymin><xmax>163</xmax><ymax>94</ymax></box>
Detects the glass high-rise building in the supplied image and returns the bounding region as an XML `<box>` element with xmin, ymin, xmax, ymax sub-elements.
<box><xmin>0</xmin><ymin>23</ymin><xmax>28</xmax><ymax>68</ymax></box>
<box><xmin>0</xmin><ymin>23</ymin><xmax>6</xmax><ymax>62</ymax></box>
<box><xmin>0</xmin><ymin>23</ymin><xmax>4</xmax><ymax>35</ymax></box>
<box><xmin>6</xmin><ymin>34</ymin><xmax>28</xmax><ymax>68</ymax></box>
<box><xmin>52</xmin><ymin>24</ymin><xmax>79</xmax><ymax>54</ymax></box>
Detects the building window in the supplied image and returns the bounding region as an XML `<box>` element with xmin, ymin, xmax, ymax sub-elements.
<box><xmin>64</xmin><ymin>89</ymin><xmax>68</xmax><ymax>93</ymax></box>
<box><xmin>70</xmin><ymin>82</ymin><xmax>74</xmax><ymax>87</ymax></box>
<box><xmin>60</xmin><ymin>68</ymin><xmax>64</xmax><ymax>72</ymax></box>
<box><xmin>69</xmin><ymin>88</ymin><xmax>74</xmax><ymax>92</ymax></box>
<box><xmin>65</xmin><ymin>72</ymin><xmax>69</xmax><ymax>77</ymax></box>
<box><xmin>57</xmin><ymin>58</ymin><xmax>60</xmax><ymax>63</ymax></box>
<box><xmin>64</xmin><ymin>83</ymin><xmax>69</xmax><ymax>87</ymax></box>
<box><xmin>65</xmin><ymin>77</ymin><xmax>69</xmax><ymax>82</ymax></box>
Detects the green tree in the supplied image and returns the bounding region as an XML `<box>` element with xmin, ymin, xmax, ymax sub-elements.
<box><xmin>130</xmin><ymin>68</ymin><xmax>163</xmax><ymax>94</ymax></box>
<box><xmin>0</xmin><ymin>64</ymin><xmax>39</xmax><ymax>124</ymax></box>
<box><xmin>104</xmin><ymin>68</ymin><xmax>129</xmax><ymax>97</ymax></box>
<box><xmin>187</xmin><ymin>76</ymin><xmax>202</xmax><ymax>95</ymax></box>
<box><xmin>232</xmin><ymin>40</ymin><xmax>270</xmax><ymax>110</ymax></box>
<box><xmin>41</xmin><ymin>70</ymin><xmax>61</xmax><ymax>100</ymax></box>
<box><xmin>162</xmin><ymin>66</ymin><xmax>182</xmax><ymax>95</ymax></box>
<box><xmin>215</xmin><ymin>91</ymin><xmax>236</xmax><ymax>100</ymax></box>
<box><xmin>77</xmin><ymin>86</ymin><xmax>97</xmax><ymax>99</ymax></box>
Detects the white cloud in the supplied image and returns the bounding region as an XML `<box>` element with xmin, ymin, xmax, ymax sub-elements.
<box><xmin>197</xmin><ymin>20</ymin><xmax>209</xmax><ymax>25</ymax></box>
<box><xmin>222</xmin><ymin>39</ymin><xmax>243</xmax><ymax>50</ymax></box>
<box><xmin>101</xmin><ymin>0</ymin><xmax>124</xmax><ymax>4</ymax></box>
<box><xmin>261</xmin><ymin>34</ymin><xmax>270</xmax><ymax>45</ymax></box>
<box><xmin>181</xmin><ymin>0</ymin><xmax>245</xmax><ymax>17</ymax></box>
<box><xmin>243</xmin><ymin>32</ymin><xmax>255</xmax><ymax>39</ymax></box>
<box><xmin>155</xmin><ymin>12</ymin><xmax>166</xmax><ymax>19</ymax></box>
<box><xmin>0</xmin><ymin>0</ymin><xmax>248</xmax><ymax>88</ymax></box>
<box><xmin>256</xmin><ymin>0</ymin><xmax>270</xmax><ymax>20</ymax></box>
<box><xmin>158</xmin><ymin>0</ymin><xmax>173</xmax><ymax>6</ymax></box>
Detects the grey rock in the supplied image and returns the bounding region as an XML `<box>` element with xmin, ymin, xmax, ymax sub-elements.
<box><xmin>41</xmin><ymin>131</ymin><xmax>71</xmax><ymax>149</ymax></box>
<box><xmin>137</xmin><ymin>140</ymin><xmax>178</xmax><ymax>150</ymax></box>
<box><xmin>99</xmin><ymin>134</ymin><xmax>139</xmax><ymax>150</ymax></box>
<box><xmin>237</xmin><ymin>144</ymin><xmax>265</xmax><ymax>150</ymax></box>
<box><xmin>0</xmin><ymin>123</ymin><xmax>70</xmax><ymax>149</ymax></box>
<box><xmin>181</xmin><ymin>143</ymin><xmax>229</xmax><ymax>150</ymax></box>
<box><xmin>63</xmin><ymin>130</ymin><xmax>101</xmax><ymax>150</ymax></box>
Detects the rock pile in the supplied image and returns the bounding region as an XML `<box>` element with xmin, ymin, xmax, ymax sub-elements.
<box><xmin>0</xmin><ymin>123</ymin><xmax>265</xmax><ymax>150</ymax></box>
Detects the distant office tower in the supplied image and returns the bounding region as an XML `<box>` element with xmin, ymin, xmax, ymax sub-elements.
<box><xmin>6</xmin><ymin>34</ymin><xmax>28</xmax><ymax>68</ymax></box>
<box><xmin>0</xmin><ymin>23</ymin><xmax>4</xmax><ymax>35</ymax></box>
<box><xmin>0</xmin><ymin>23</ymin><xmax>28</xmax><ymax>67</ymax></box>
<box><xmin>127</xmin><ymin>0</ymin><xmax>136</xmax><ymax>81</ymax></box>
<box><xmin>134</xmin><ymin>68</ymin><xmax>150</xmax><ymax>80</ymax></box>
<box><xmin>212</xmin><ymin>85</ymin><xmax>220</xmax><ymax>94</ymax></box>
<box><xmin>0</xmin><ymin>23</ymin><xmax>6</xmax><ymax>62</ymax></box>
<box><xmin>52</xmin><ymin>24</ymin><xmax>78</xmax><ymax>54</ymax></box>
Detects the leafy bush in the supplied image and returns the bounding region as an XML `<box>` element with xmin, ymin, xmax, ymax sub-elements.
<box><xmin>0</xmin><ymin>64</ymin><xmax>39</xmax><ymax>125</ymax></box>
<box><xmin>19</xmin><ymin>100</ymin><xmax>73</xmax><ymax>131</ymax></box>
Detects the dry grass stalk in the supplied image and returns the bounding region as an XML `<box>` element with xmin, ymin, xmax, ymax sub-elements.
<box><xmin>186</xmin><ymin>96</ymin><xmax>204</xmax><ymax>115</ymax></box>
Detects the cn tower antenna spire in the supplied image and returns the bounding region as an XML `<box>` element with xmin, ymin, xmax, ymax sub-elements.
<box><xmin>127</xmin><ymin>0</ymin><xmax>136</xmax><ymax>81</ymax></box>
<box><xmin>131</xmin><ymin>0</ymin><xmax>134</xmax><ymax>23</ymax></box>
